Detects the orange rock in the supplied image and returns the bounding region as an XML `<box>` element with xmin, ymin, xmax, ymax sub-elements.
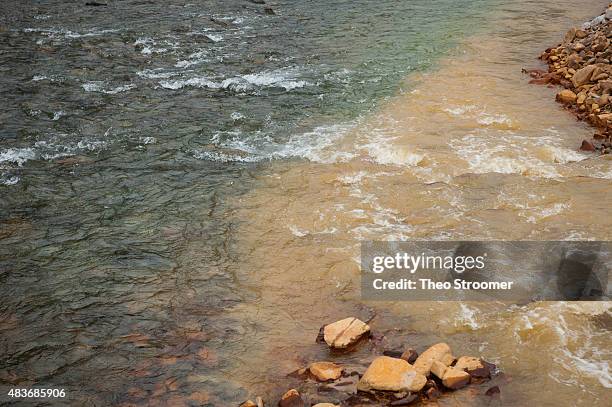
<box><xmin>309</xmin><ymin>361</ymin><xmax>343</xmax><ymax>381</ymax></box>
<box><xmin>323</xmin><ymin>317</ymin><xmax>370</xmax><ymax>349</ymax></box>
<box><xmin>357</xmin><ymin>356</ymin><xmax>427</xmax><ymax>393</ymax></box>
<box><xmin>442</xmin><ymin>366</ymin><xmax>471</xmax><ymax>390</ymax></box>
<box><xmin>279</xmin><ymin>389</ymin><xmax>304</xmax><ymax>407</ymax></box>
<box><xmin>413</xmin><ymin>343</ymin><xmax>455</xmax><ymax>376</ymax></box>
<box><xmin>556</xmin><ymin>89</ymin><xmax>577</xmax><ymax>104</ymax></box>
<box><xmin>455</xmin><ymin>356</ymin><xmax>492</xmax><ymax>378</ymax></box>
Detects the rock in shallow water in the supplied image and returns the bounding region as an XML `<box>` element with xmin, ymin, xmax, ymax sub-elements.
<box><xmin>323</xmin><ymin>317</ymin><xmax>370</xmax><ymax>349</ymax></box>
<box><xmin>309</xmin><ymin>361</ymin><xmax>343</xmax><ymax>381</ymax></box>
<box><xmin>279</xmin><ymin>389</ymin><xmax>304</xmax><ymax>407</ymax></box>
<box><xmin>412</xmin><ymin>342</ymin><xmax>454</xmax><ymax>376</ymax></box>
<box><xmin>442</xmin><ymin>367</ymin><xmax>471</xmax><ymax>390</ymax></box>
<box><xmin>556</xmin><ymin>89</ymin><xmax>577</xmax><ymax>104</ymax></box>
<box><xmin>357</xmin><ymin>356</ymin><xmax>427</xmax><ymax>393</ymax></box>
<box><xmin>454</xmin><ymin>356</ymin><xmax>492</xmax><ymax>378</ymax></box>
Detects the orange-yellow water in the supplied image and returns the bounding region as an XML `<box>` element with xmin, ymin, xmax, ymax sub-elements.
<box><xmin>229</xmin><ymin>1</ymin><xmax>611</xmax><ymax>405</ymax></box>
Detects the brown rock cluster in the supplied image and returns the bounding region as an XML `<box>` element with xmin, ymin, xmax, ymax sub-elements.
<box><xmin>241</xmin><ymin>317</ymin><xmax>500</xmax><ymax>406</ymax></box>
<box><xmin>532</xmin><ymin>3</ymin><xmax>612</xmax><ymax>154</ymax></box>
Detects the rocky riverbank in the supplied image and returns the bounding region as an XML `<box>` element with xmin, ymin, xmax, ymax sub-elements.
<box><xmin>241</xmin><ymin>317</ymin><xmax>503</xmax><ymax>406</ymax></box>
<box><xmin>530</xmin><ymin>3</ymin><xmax>612</xmax><ymax>154</ymax></box>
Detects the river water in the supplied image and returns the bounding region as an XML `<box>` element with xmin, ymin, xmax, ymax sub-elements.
<box><xmin>0</xmin><ymin>0</ymin><xmax>610</xmax><ymax>406</ymax></box>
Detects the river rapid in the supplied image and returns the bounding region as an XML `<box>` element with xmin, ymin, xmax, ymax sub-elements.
<box><xmin>0</xmin><ymin>0</ymin><xmax>610</xmax><ymax>406</ymax></box>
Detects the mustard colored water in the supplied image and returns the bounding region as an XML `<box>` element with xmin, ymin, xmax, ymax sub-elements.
<box><xmin>231</xmin><ymin>1</ymin><xmax>611</xmax><ymax>405</ymax></box>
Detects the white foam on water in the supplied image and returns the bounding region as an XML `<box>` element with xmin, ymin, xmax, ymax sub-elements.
<box><xmin>33</xmin><ymin>137</ymin><xmax>107</xmax><ymax>160</ymax></box>
<box><xmin>457</xmin><ymin>303</ymin><xmax>480</xmax><ymax>330</ymax></box>
<box><xmin>273</xmin><ymin>124</ymin><xmax>356</xmax><ymax>163</ymax></box>
<box><xmin>0</xmin><ymin>148</ymin><xmax>36</xmax><ymax>166</ymax></box>
<box><xmin>159</xmin><ymin>77</ymin><xmax>221</xmax><ymax>90</ymax></box>
<box><xmin>159</xmin><ymin>67</ymin><xmax>311</xmax><ymax>92</ymax></box>
<box><xmin>563</xmin><ymin>352</ymin><xmax>611</xmax><ymax>388</ymax></box>
<box><xmin>512</xmin><ymin>303</ymin><xmax>611</xmax><ymax>390</ymax></box>
<box><xmin>175</xmin><ymin>50</ymin><xmax>208</xmax><ymax>68</ymax></box>
<box><xmin>288</xmin><ymin>225</ymin><xmax>309</xmax><ymax>237</ymax></box>
<box><xmin>357</xmin><ymin>127</ymin><xmax>424</xmax><ymax>167</ymax></box>
<box><xmin>139</xmin><ymin>136</ymin><xmax>156</xmax><ymax>145</ymax></box>
<box><xmin>363</xmin><ymin>142</ymin><xmax>424</xmax><ymax>166</ymax></box>
<box><xmin>337</xmin><ymin>171</ymin><xmax>368</xmax><ymax>185</ymax></box>
<box><xmin>0</xmin><ymin>175</ymin><xmax>20</xmax><ymax>185</ymax></box>
<box><xmin>52</xmin><ymin>111</ymin><xmax>65</xmax><ymax>121</ymax></box>
<box><xmin>192</xmin><ymin>150</ymin><xmax>262</xmax><ymax>163</ymax></box>
<box><xmin>476</xmin><ymin>112</ymin><xmax>513</xmax><ymax>126</ymax></box>
<box><xmin>206</xmin><ymin>33</ymin><xmax>223</xmax><ymax>42</ymax></box>
<box><xmin>134</xmin><ymin>37</ymin><xmax>177</xmax><ymax>55</ymax></box>
<box><xmin>450</xmin><ymin>134</ymin><xmax>561</xmax><ymax>177</ymax></box>
<box><xmin>136</xmin><ymin>69</ymin><xmax>181</xmax><ymax>79</ymax></box>
<box><xmin>82</xmin><ymin>82</ymin><xmax>136</xmax><ymax>94</ymax></box>
<box><xmin>540</xmin><ymin>145</ymin><xmax>589</xmax><ymax>164</ymax></box>
<box><xmin>24</xmin><ymin>27</ymin><xmax>118</xmax><ymax>40</ymax></box>
<box><xmin>197</xmin><ymin>122</ymin><xmax>356</xmax><ymax>164</ymax></box>
<box><xmin>444</xmin><ymin>104</ymin><xmax>477</xmax><ymax>115</ymax></box>
<box><xmin>230</xmin><ymin>112</ymin><xmax>245</xmax><ymax>121</ymax></box>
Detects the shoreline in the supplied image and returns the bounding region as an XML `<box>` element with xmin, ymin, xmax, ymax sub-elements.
<box><xmin>534</xmin><ymin>2</ymin><xmax>612</xmax><ymax>154</ymax></box>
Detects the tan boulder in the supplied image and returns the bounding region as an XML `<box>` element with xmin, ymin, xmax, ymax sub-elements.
<box><xmin>556</xmin><ymin>89</ymin><xmax>577</xmax><ymax>104</ymax></box>
<box><xmin>278</xmin><ymin>389</ymin><xmax>304</xmax><ymax>407</ymax></box>
<box><xmin>357</xmin><ymin>356</ymin><xmax>427</xmax><ymax>393</ymax></box>
<box><xmin>413</xmin><ymin>343</ymin><xmax>455</xmax><ymax>376</ymax></box>
<box><xmin>323</xmin><ymin>317</ymin><xmax>370</xmax><ymax>349</ymax></box>
<box><xmin>572</xmin><ymin>65</ymin><xmax>598</xmax><ymax>87</ymax></box>
<box><xmin>309</xmin><ymin>362</ymin><xmax>343</xmax><ymax>381</ymax></box>
<box><xmin>442</xmin><ymin>367</ymin><xmax>471</xmax><ymax>390</ymax></box>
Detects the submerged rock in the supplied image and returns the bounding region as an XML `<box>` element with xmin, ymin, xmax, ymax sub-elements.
<box><xmin>309</xmin><ymin>362</ymin><xmax>343</xmax><ymax>381</ymax></box>
<box><xmin>323</xmin><ymin>317</ymin><xmax>370</xmax><ymax>349</ymax></box>
<box><xmin>581</xmin><ymin>140</ymin><xmax>596</xmax><ymax>151</ymax></box>
<box><xmin>357</xmin><ymin>356</ymin><xmax>427</xmax><ymax>393</ymax></box>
